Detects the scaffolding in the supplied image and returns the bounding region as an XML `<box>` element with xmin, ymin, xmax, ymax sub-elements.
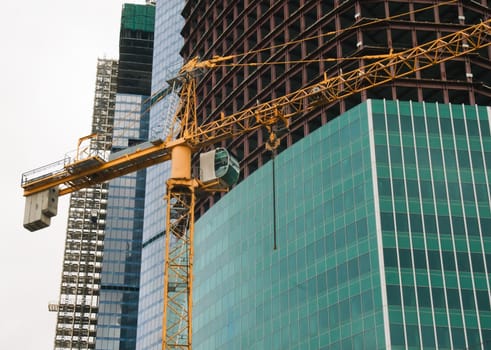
<box><xmin>53</xmin><ymin>59</ymin><xmax>118</xmax><ymax>350</ymax></box>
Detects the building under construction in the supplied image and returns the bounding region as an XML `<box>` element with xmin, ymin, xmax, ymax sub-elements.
<box><xmin>52</xmin><ymin>58</ymin><xmax>117</xmax><ymax>350</ymax></box>
<box><xmin>52</xmin><ymin>3</ymin><xmax>155</xmax><ymax>349</ymax></box>
<box><xmin>182</xmin><ymin>0</ymin><xmax>491</xmax><ymax>216</ymax></box>
<box><xmin>180</xmin><ymin>1</ymin><xmax>491</xmax><ymax>349</ymax></box>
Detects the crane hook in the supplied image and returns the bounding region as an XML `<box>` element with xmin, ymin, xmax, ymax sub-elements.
<box><xmin>265</xmin><ymin>129</ymin><xmax>280</xmax><ymax>151</ymax></box>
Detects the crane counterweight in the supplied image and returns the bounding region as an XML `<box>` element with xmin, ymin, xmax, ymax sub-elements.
<box><xmin>23</xmin><ymin>186</ymin><xmax>59</xmax><ymax>232</ymax></box>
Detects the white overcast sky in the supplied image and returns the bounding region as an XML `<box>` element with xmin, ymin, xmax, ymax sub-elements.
<box><xmin>0</xmin><ymin>1</ymin><xmax>147</xmax><ymax>348</ymax></box>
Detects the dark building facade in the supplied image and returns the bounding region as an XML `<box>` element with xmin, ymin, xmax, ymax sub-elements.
<box><xmin>180</xmin><ymin>0</ymin><xmax>491</xmax><ymax>216</ymax></box>
<box><xmin>118</xmin><ymin>3</ymin><xmax>155</xmax><ymax>96</ymax></box>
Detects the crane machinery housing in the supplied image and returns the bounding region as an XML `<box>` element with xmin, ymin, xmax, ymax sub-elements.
<box><xmin>21</xmin><ymin>18</ymin><xmax>491</xmax><ymax>350</ymax></box>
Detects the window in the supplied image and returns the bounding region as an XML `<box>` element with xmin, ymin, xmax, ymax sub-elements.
<box><xmin>461</xmin><ymin>289</ymin><xmax>475</xmax><ymax>310</ymax></box>
<box><xmin>421</xmin><ymin>325</ymin><xmax>436</xmax><ymax>347</ymax></box>
<box><xmin>409</xmin><ymin>213</ymin><xmax>423</xmax><ymax>233</ymax></box>
<box><xmin>476</xmin><ymin>290</ymin><xmax>491</xmax><ymax>311</ymax></box>
<box><xmin>451</xmin><ymin>216</ymin><xmax>465</xmax><ymax>235</ymax></box>
<box><xmin>413</xmin><ymin>250</ymin><xmax>427</xmax><ymax>269</ymax></box>
<box><xmin>424</xmin><ymin>214</ymin><xmax>437</xmax><ymax>234</ymax></box>
<box><xmin>396</xmin><ymin>213</ymin><xmax>409</xmax><ymax>232</ymax></box>
<box><xmin>442</xmin><ymin>251</ymin><xmax>456</xmax><ymax>271</ymax></box>
<box><xmin>446</xmin><ymin>289</ymin><xmax>461</xmax><ymax>309</ymax></box>
<box><xmin>417</xmin><ymin>286</ymin><xmax>431</xmax><ymax>307</ymax></box>
<box><xmin>378</xmin><ymin>178</ymin><xmax>392</xmax><ymax>197</ymax></box>
<box><xmin>390</xmin><ymin>145</ymin><xmax>403</xmax><ymax>165</ymax></box>
<box><xmin>426</xmin><ymin>118</ymin><xmax>440</xmax><ymax>134</ymax></box>
<box><xmin>402</xmin><ymin>286</ymin><xmax>416</xmax><ymax>306</ymax></box>
<box><xmin>457</xmin><ymin>252</ymin><xmax>471</xmax><ymax>272</ymax></box>
<box><xmin>451</xmin><ymin>327</ymin><xmax>466</xmax><ymax>349</ymax></box>
<box><xmin>399</xmin><ymin>115</ymin><xmax>413</xmax><ymax>133</ymax></box>
<box><xmin>480</xmin><ymin>217</ymin><xmax>491</xmax><ymax>236</ymax></box>
<box><xmin>457</xmin><ymin>150</ymin><xmax>470</xmax><ymax>168</ymax></box>
<box><xmin>436</xmin><ymin>327</ymin><xmax>451</xmax><ymax>348</ymax></box>
<box><xmin>438</xmin><ymin>215</ymin><xmax>451</xmax><ymax>236</ymax></box>
<box><xmin>392</xmin><ymin>179</ymin><xmax>406</xmax><ymax>197</ymax></box>
<box><xmin>427</xmin><ymin>250</ymin><xmax>441</xmax><ymax>270</ymax></box>
<box><xmin>376</xmin><ymin>145</ymin><xmax>389</xmax><ymax>164</ymax></box>
<box><xmin>406</xmin><ymin>325</ymin><xmax>420</xmax><ymax>347</ymax></box>
<box><xmin>387</xmin><ymin>285</ymin><xmax>401</xmax><ymax>305</ymax></box>
<box><xmin>403</xmin><ymin>146</ymin><xmax>416</xmax><ymax>165</ymax></box>
<box><xmin>381</xmin><ymin>213</ymin><xmax>395</xmax><ymax>232</ymax></box>
<box><xmin>439</xmin><ymin>117</ymin><xmax>453</xmax><ymax>135</ymax></box>
<box><xmin>432</xmin><ymin>288</ymin><xmax>445</xmax><ymax>308</ymax></box>
<box><xmin>390</xmin><ymin>324</ymin><xmax>405</xmax><ymax>346</ymax></box>
<box><xmin>384</xmin><ymin>248</ymin><xmax>398</xmax><ymax>267</ymax></box>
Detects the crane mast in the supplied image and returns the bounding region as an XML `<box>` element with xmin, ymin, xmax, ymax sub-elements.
<box><xmin>20</xmin><ymin>19</ymin><xmax>491</xmax><ymax>350</ymax></box>
<box><xmin>161</xmin><ymin>68</ymin><xmax>198</xmax><ymax>349</ymax></box>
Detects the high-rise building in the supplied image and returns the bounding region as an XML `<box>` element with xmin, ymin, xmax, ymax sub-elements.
<box><xmin>95</xmin><ymin>3</ymin><xmax>155</xmax><ymax>350</ymax></box>
<box><xmin>136</xmin><ymin>0</ymin><xmax>184</xmax><ymax>349</ymax></box>
<box><xmin>53</xmin><ymin>58</ymin><xmax>117</xmax><ymax>350</ymax></box>
<box><xmin>180</xmin><ymin>0</ymin><xmax>491</xmax><ymax>216</ymax></box>
<box><xmin>192</xmin><ymin>99</ymin><xmax>491</xmax><ymax>349</ymax></box>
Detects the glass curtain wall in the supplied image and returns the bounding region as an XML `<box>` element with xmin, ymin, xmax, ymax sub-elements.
<box><xmin>96</xmin><ymin>95</ymin><xmax>150</xmax><ymax>350</ymax></box>
<box><xmin>96</xmin><ymin>3</ymin><xmax>155</xmax><ymax>349</ymax></box>
<box><xmin>136</xmin><ymin>0</ymin><xmax>184</xmax><ymax>349</ymax></box>
<box><xmin>373</xmin><ymin>99</ymin><xmax>491</xmax><ymax>349</ymax></box>
<box><xmin>192</xmin><ymin>99</ymin><xmax>491</xmax><ymax>350</ymax></box>
<box><xmin>193</xmin><ymin>101</ymin><xmax>384</xmax><ymax>349</ymax></box>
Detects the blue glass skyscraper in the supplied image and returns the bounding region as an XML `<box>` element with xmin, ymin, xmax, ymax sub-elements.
<box><xmin>95</xmin><ymin>4</ymin><xmax>155</xmax><ymax>350</ymax></box>
<box><xmin>136</xmin><ymin>1</ymin><xmax>184</xmax><ymax>349</ymax></box>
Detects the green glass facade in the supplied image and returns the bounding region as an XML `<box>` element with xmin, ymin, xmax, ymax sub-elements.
<box><xmin>120</xmin><ymin>4</ymin><xmax>156</xmax><ymax>32</ymax></box>
<box><xmin>194</xmin><ymin>101</ymin><xmax>384</xmax><ymax>349</ymax></box>
<box><xmin>374</xmin><ymin>100</ymin><xmax>491</xmax><ymax>350</ymax></box>
<box><xmin>193</xmin><ymin>99</ymin><xmax>491</xmax><ymax>349</ymax></box>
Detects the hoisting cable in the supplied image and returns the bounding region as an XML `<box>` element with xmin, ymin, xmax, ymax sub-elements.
<box><xmin>272</xmin><ymin>150</ymin><xmax>277</xmax><ymax>250</ymax></box>
<box><xmin>266</xmin><ymin>129</ymin><xmax>281</xmax><ymax>250</ymax></box>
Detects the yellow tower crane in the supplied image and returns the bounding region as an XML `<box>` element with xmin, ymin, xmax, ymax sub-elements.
<box><xmin>21</xmin><ymin>20</ymin><xmax>491</xmax><ymax>349</ymax></box>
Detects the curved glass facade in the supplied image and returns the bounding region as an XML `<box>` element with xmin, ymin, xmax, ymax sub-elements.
<box><xmin>193</xmin><ymin>99</ymin><xmax>491</xmax><ymax>349</ymax></box>
<box><xmin>194</xmin><ymin>102</ymin><xmax>386</xmax><ymax>349</ymax></box>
